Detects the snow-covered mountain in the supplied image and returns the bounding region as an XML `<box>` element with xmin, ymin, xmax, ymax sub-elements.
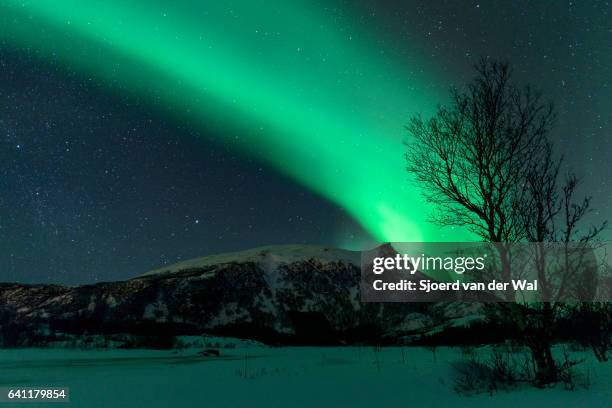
<box><xmin>0</xmin><ymin>245</ymin><xmax>484</xmax><ymax>347</ymax></box>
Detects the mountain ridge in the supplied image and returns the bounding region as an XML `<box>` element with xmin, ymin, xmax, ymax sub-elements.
<box><xmin>0</xmin><ymin>244</ymin><xmax>486</xmax><ymax>348</ymax></box>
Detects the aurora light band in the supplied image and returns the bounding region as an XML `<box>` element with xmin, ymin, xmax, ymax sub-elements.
<box><xmin>0</xmin><ymin>0</ymin><xmax>472</xmax><ymax>244</ymax></box>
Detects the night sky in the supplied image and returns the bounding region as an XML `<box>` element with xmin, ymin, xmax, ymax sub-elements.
<box><xmin>1</xmin><ymin>1</ymin><xmax>610</xmax><ymax>284</ymax></box>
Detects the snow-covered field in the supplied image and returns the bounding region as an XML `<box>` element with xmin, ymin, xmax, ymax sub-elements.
<box><xmin>0</xmin><ymin>346</ymin><xmax>609</xmax><ymax>407</ymax></box>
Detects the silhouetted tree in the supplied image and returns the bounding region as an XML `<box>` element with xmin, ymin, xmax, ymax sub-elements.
<box><xmin>405</xmin><ymin>59</ymin><xmax>607</xmax><ymax>385</ymax></box>
<box><xmin>516</xmin><ymin>144</ymin><xmax>607</xmax><ymax>382</ymax></box>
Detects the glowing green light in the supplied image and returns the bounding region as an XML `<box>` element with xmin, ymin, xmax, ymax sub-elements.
<box><xmin>0</xmin><ymin>1</ymin><xmax>473</xmax><ymax>244</ymax></box>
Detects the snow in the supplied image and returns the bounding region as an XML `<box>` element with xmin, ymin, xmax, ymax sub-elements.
<box><xmin>139</xmin><ymin>244</ymin><xmax>361</xmax><ymax>277</ymax></box>
<box><xmin>0</xmin><ymin>346</ymin><xmax>608</xmax><ymax>407</ymax></box>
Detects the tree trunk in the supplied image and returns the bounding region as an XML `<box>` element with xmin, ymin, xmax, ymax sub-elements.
<box><xmin>495</xmin><ymin>243</ymin><xmax>514</xmax><ymax>302</ymax></box>
<box><xmin>591</xmin><ymin>341</ymin><xmax>609</xmax><ymax>362</ymax></box>
<box><xmin>524</xmin><ymin>304</ymin><xmax>558</xmax><ymax>386</ymax></box>
<box><xmin>528</xmin><ymin>338</ymin><xmax>557</xmax><ymax>386</ymax></box>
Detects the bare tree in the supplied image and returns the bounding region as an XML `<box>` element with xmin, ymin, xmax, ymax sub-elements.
<box><xmin>405</xmin><ymin>59</ymin><xmax>607</xmax><ymax>385</ymax></box>
<box><xmin>406</xmin><ymin>60</ymin><xmax>553</xmax><ymax>299</ymax></box>
<box><xmin>517</xmin><ymin>140</ymin><xmax>607</xmax><ymax>381</ymax></box>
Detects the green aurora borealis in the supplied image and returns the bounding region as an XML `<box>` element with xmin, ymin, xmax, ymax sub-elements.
<box><xmin>1</xmin><ymin>0</ymin><xmax>473</xmax><ymax>244</ymax></box>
